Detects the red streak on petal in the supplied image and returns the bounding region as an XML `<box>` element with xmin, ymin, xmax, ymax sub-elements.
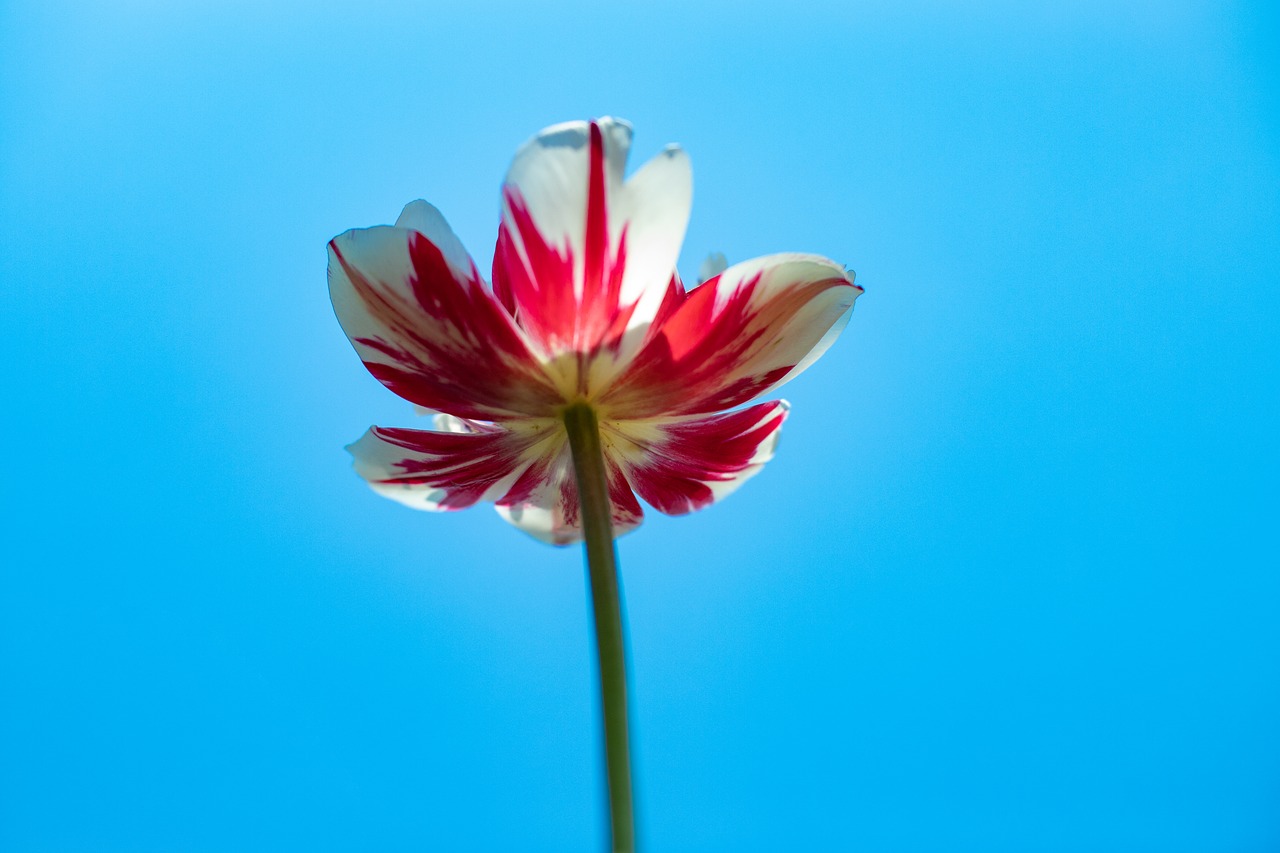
<box><xmin>492</xmin><ymin>121</ymin><xmax>636</xmax><ymax>365</ymax></box>
<box><xmin>501</xmin><ymin>452</ymin><xmax>553</xmax><ymax>506</ymax></box>
<box><xmin>608</xmin><ymin>462</ymin><xmax>645</xmax><ymax>522</ymax></box>
<box><xmin>626</xmin><ymin>402</ymin><xmax>788</xmax><ymax>515</ymax></box>
<box><xmin>582</xmin><ymin>121</ymin><xmax>608</xmax><ymax>344</ymax></box>
<box><xmin>365</xmin><ymin>425</ymin><xmax>546</xmax><ymax>511</ymax></box>
<box><xmin>496</xmin><ymin>188</ymin><xmax>577</xmax><ymax>351</ymax></box>
<box><xmin>494</xmin><ymin>444</ymin><xmax>644</xmax><ymax>544</ymax></box>
<box><xmin>334</xmin><ymin>233</ymin><xmax>559</xmax><ymax>420</ymax></box>
<box><xmin>491</xmin><ymin>230</ymin><xmax>519</xmax><ymax>318</ymax></box>
<box><xmin>644</xmin><ymin>272</ymin><xmax>686</xmax><ymax>346</ymax></box>
<box><xmin>604</xmin><ymin>271</ymin><xmax>853</xmax><ymax>418</ymax></box>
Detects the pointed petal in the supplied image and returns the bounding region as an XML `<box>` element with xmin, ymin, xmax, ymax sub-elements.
<box><xmin>601</xmin><ymin>254</ymin><xmax>861</xmax><ymax>418</ymax></box>
<box><xmin>495</xmin><ymin>443</ymin><xmax>644</xmax><ymax>545</ymax></box>
<box><xmin>347</xmin><ymin>420</ymin><xmax>558</xmax><ymax>512</ymax></box>
<box><xmin>611</xmin><ymin>401</ymin><xmax>789</xmax><ymax>516</ymax></box>
<box><xmin>329</xmin><ymin>223</ymin><xmax>562</xmax><ymax>420</ymax></box>
<box><xmin>492</xmin><ymin>118</ymin><xmax>692</xmax><ymax>368</ymax></box>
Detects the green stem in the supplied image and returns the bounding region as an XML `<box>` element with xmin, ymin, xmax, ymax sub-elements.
<box><xmin>562</xmin><ymin>402</ymin><xmax>635</xmax><ymax>853</ymax></box>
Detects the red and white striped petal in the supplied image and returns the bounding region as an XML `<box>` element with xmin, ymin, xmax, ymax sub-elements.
<box><xmin>600</xmin><ymin>254</ymin><xmax>862</xmax><ymax>419</ymax></box>
<box><xmin>394</xmin><ymin>200</ymin><xmax>474</xmax><ymax>277</ymax></box>
<box><xmin>492</xmin><ymin>118</ymin><xmax>692</xmax><ymax>372</ymax></box>
<box><xmin>495</xmin><ymin>443</ymin><xmax>645</xmax><ymax>546</ymax></box>
<box><xmin>609</xmin><ymin>401</ymin><xmax>789</xmax><ymax>516</ymax></box>
<box><xmin>347</xmin><ymin>420</ymin><xmax>559</xmax><ymax>512</ymax></box>
<box><xmin>329</xmin><ymin>221</ymin><xmax>562</xmax><ymax>420</ymax></box>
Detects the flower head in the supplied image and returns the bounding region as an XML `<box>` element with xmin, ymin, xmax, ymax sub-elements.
<box><xmin>329</xmin><ymin>118</ymin><xmax>862</xmax><ymax>544</ymax></box>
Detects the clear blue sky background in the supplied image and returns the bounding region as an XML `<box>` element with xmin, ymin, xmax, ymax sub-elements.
<box><xmin>2</xmin><ymin>1</ymin><xmax>1277</xmax><ymax>850</ymax></box>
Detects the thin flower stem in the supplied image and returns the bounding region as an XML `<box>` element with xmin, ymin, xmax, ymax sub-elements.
<box><xmin>562</xmin><ymin>401</ymin><xmax>635</xmax><ymax>853</ymax></box>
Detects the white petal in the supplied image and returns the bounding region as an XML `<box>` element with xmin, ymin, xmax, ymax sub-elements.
<box><xmin>611</xmin><ymin>144</ymin><xmax>693</xmax><ymax>341</ymax></box>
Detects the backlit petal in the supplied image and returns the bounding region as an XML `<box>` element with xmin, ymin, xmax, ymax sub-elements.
<box><xmin>329</xmin><ymin>223</ymin><xmax>562</xmax><ymax>420</ymax></box>
<box><xmin>601</xmin><ymin>254</ymin><xmax>861</xmax><ymax>418</ymax></box>
<box><xmin>609</xmin><ymin>401</ymin><xmax>789</xmax><ymax>515</ymax></box>
<box><xmin>493</xmin><ymin>118</ymin><xmax>692</xmax><ymax>370</ymax></box>
<box><xmin>495</xmin><ymin>444</ymin><xmax>644</xmax><ymax>545</ymax></box>
<box><xmin>394</xmin><ymin>200</ymin><xmax>473</xmax><ymax>277</ymax></box>
<box><xmin>347</xmin><ymin>420</ymin><xmax>560</xmax><ymax>512</ymax></box>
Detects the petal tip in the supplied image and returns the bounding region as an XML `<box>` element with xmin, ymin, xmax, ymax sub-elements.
<box><xmin>594</xmin><ymin>115</ymin><xmax>634</xmax><ymax>136</ymax></box>
<box><xmin>343</xmin><ymin>428</ymin><xmax>377</xmax><ymax>459</ymax></box>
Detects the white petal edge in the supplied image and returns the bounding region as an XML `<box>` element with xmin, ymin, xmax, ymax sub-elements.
<box><xmin>711</xmin><ymin>253</ymin><xmax>860</xmax><ymax>398</ymax></box>
<box><xmin>611</xmin><ymin>143</ymin><xmax>693</xmax><ymax>347</ymax></box>
<box><xmin>328</xmin><ymin>226</ymin><xmax>420</xmax><ymax>357</ymax></box>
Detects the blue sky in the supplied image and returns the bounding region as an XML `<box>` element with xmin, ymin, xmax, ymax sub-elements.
<box><xmin>2</xmin><ymin>1</ymin><xmax>1278</xmax><ymax>850</ymax></box>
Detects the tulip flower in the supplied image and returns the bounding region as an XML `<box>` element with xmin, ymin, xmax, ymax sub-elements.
<box><xmin>329</xmin><ymin>118</ymin><xmax>860</xmax><ymax>851</ymax></box>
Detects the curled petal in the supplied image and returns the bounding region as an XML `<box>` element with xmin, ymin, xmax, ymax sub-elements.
<box><xmin>495</xmin><ymin>444</ymin><xmax>644</xmax><ymax>546</ymax></box>
<box><xmin>609</xmin><ymin>401</ymin><xmax>789</xmax><ymax>516</ymax></box>
<box><xmin>493</xmin><ymin>118</ymin><xmax>692</xmax><ymax>370</ymax></box>
<box><xmin>329</xmin><ymin>214</ymin><xmax>562</xmax><ymax>420</ymax></box>
<box><xmin>347</xmin><ymin>420</ymin><xmax>560</xmax><ymax>512</ymax></box>
<box><xmin>601</xmin><ymin>254</ymin><xmax>861</xmax><ymax>418</ymax></box>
